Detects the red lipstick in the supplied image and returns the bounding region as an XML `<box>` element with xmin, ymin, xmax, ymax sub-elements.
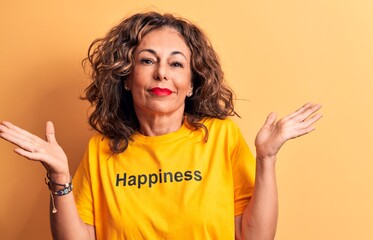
<box><xmin>150</xmin><ymin>87</ymin><xmax>173</xmax><ymax>96</ymax></box>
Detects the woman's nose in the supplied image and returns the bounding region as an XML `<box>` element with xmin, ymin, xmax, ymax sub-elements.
<box><xmin>153</xmin><ymin>62</ymin><xmax>169</xmax><ymax>81</ymax></box>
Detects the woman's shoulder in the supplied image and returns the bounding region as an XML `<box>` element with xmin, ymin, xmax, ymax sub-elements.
<box><xmin>201</xmin><ymin>117</ymin><xmax>239</xmax><ymax>130</ymax></box>
<box><xmin>87</xmin><ymin>132</ymin><xmax>110</xmax><ymax>149</ymax></box>
<box><xmin>84</xmin><ymin>133</ymin><xmax>113</xmax><ymax>158</ymax></box>
<box><xmin>200</xmin><ymin>117</ymin><xmax>242</xmax><ymax>139</ymax></box>
<box><xmin>200</xmin><ymin>117</ymin><xmax>246</xmax><ymax>147</ymax></box>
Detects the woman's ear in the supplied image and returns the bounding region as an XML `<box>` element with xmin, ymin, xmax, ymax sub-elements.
<box><xmin>187</xmin><ymin>82</ymin><xmax>193</xmax><ymax>97</ymax></box>
<box><xmin>124</xmin><ymin>80</ymin><xmax>130</xmax><ymax>91</ymax></box>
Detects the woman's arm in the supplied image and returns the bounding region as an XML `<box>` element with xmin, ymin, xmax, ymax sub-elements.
<box><xmin>236</xmin><ymin>103</ymin><xmax>322</xmax><ymax>240</ymax></box>
<box><xmin>49</xmin><ymin>188</ymin><xmax>96</xmax><ymax>239</ymax></box>
<box><xmin>239</xmin><ymin>156</ymin><xmax>278</xmax><ymax>240</ymax></box>
<box><xmin>0</xmin><ymin>121</ymin><xmax>95</xmax><ymax>240</ymax></box>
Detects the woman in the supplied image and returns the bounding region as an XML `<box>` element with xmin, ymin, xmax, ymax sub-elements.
<box><xmin>0</xmin><ymin>12</ymin><xmax>321</xmax><ymax>239</ymax></box>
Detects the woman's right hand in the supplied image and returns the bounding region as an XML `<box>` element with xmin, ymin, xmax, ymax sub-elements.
<box><xmin>0</xmin><ymin>121</ymin><xmax>70</xmax><ymax>182</ymax></box>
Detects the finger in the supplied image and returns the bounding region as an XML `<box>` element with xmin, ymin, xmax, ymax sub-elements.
<box><xmin>0</xmin><ymin>127</ymin><xmax>33</xmax><ymax>145</ymax></box>
<box><xmin>301</xmin><ymin>113</ymin><xmax>323</xmax><ymax>129</ymax></box>
<box><xmin>14</xmin><ymin>148</ymin><xmax>43</xmax><ymax>161</ymax></box>
<box><xmin>291</xmin><ymin>113</ymin><xmax>322</xmax><ymax>139</ymax></box>
<box><xmin>263</xmin><ymin>112</ymin><xmax>277</xmax><ymax>127</ymax></box>
<box><xmin>1</xmin><ymin>121</ymin><xmax>40</xmax><ymax>141</ymax></box>
<box><xmin>0</xmin><ymin>122</ymin><xmax>44</xmax><ymax>149</ymax></box>
<box><xmin>295</xmin><ymin>125</ymin><xmax>317</xmax><ymax>138</ymax></box>
<box><xmin>285</xmin><ymin>103</ymin><xmax>314</xmax><ymax>119</ymax></box>
<box><xmin>292</xmin><ymin>103</ymin><xmax>322</xmax><ymax>122</ymax></box>
<box><xmin>45</xmin><ymin>121</ymin><xmax>58</xmax><ymax>144</ymax></box>
<box><xmin>0</xmin><ymin>122</ymin><xmax>45</xmax><ymax>150</ymax></box>
<box><xmin>0</xmin><ymin>130</ymin><xmax>37</xmax><ymax>152</ymax></box>
<box><xmin>284</xmin><ymin>103</ymin><xmax>321</xmax><ymax>122</ymax></box>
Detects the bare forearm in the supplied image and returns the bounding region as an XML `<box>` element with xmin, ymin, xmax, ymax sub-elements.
<box><xmin>49</xmin><ymin>173</ymin><xmax>92</xmax><ymax>240</ymax></box>
<box><xmin>241</xmin><ymin>157</ymin><xmax>278</xmax><ymax>240</ymax></box>
<box><xmin>239</xmin><ymin>103</ymin><xmax>322</xmax><ymax>239</ymax></box>
<box><xmin>0</xmin><ymin>122</ymin><xmax>94</xmax><ymax>239</ymax></box>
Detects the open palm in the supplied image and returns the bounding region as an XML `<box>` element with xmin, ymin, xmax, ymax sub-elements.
<box><xmin>255</xmin><ymin>103</ymin><xmax>322</xmax><ymax>160</ymax></box>
<box><xmin>0</xmin><ymin>121</ymin><xmax>69</xmax><ymax>175</ymax></box>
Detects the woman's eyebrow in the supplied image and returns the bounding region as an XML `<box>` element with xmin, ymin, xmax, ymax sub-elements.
<box><xmin>170</xmin><ymin>51</ymin><xmax>187</xmax><ymax>61</ymax></box>
<box><xmin>137</xmin><ymin>48</ymin><xmax>157</xmax><ymax>56</ymax></box>
<box><xmin>137</xmin><ymin>49</ymin><xmax>188</xmax><ymax>61</ymax></box>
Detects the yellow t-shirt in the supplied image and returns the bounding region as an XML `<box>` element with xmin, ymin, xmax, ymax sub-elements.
<box><xmin>73</xmin><ymin>118</ymin><xmax>256</xmax><ymax>239</ymax></box>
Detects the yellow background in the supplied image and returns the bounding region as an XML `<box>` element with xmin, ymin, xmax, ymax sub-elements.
<box><xmin>1</xmin><ymin>0</ymin><xmax>372</xmax><ymax>239</ymax></box>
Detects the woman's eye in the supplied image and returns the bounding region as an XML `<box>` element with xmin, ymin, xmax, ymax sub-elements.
<box><xmin>171</xmin><ymin>62</ymin><xmax>183</xmax><ymax>68</ymax></box>
<box><xmin>140</xmin><ymin>59</ymin><xmax>154</xmax><ymax>65</ymax></box>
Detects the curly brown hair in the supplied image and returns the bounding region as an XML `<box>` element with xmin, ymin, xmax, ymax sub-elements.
<box><xmin>82</xmin><ymin>11</ymin><xmax>238</xmax><ymax>153</ymax></box>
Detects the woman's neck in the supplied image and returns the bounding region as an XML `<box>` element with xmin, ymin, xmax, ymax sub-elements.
<box><xmin>136</xmin><ymin>111</ymin><xmax>184</xmax><ymax>136</ymax></box>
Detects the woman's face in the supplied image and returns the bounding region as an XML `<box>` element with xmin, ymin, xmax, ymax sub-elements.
<box><xmin>127</xmin><ymin>27</ymin><xmax>193</xmax><ymax>119</ymax></box>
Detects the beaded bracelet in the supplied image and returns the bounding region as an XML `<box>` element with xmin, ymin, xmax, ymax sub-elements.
<box><xmin>45</xmin><ymin>174</ymin><xmax>73</xmax><ymax>214</ymax></box>
<box><xmin>49</xmin><ymin>183</ymin><xmax>74</xmax><ymax>196</ymax></box>
<box><xmin>46</xmin><ymin>173</ymin><xmax>72</xmax><ymax>187</ymax></box>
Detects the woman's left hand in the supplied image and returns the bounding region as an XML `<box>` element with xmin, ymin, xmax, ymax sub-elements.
<box><xmin>255</xmin><ymin>102</ymin><xmax>322</xmax><ymax>161</ymax></box>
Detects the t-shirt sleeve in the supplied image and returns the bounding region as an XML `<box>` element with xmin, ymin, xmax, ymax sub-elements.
<box><xmin>73</xmin><ymin>144</ymin><xmax>95</xmax><ymax>226</ymax></box>
<box><xmin>231</xmin><ymin>123</ymin><xmax>256</xmax><ymax>216</ymax></box>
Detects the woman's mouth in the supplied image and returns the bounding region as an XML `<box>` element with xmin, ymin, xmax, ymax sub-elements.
<box><xmin>150</xmin><ymin>87</ymin><xmax>173</xmax><ymax>96</ymax></box>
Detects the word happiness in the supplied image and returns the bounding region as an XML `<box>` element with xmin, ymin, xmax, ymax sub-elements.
<box><xmin>115</xmin><ymin>169</ymin><xmax>203</xmax><ymax>189</ymax></box>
